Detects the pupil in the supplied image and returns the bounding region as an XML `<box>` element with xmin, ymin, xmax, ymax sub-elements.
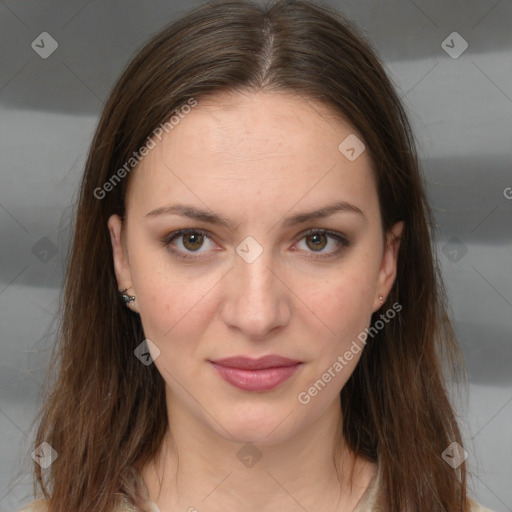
<box><xmin>309</xmin><ymin>233</ymin><xmax>326</xmax><ymax>251</ymax></box>
<box><xmin>185</xmin><ymin>233</ymin><xmax>202</xmax><ymax>250</ymax></box>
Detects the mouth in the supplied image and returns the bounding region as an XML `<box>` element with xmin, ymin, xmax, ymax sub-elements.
<box><xmin>208</xmin><ymin>355</ymin><xmax>303</xmax><ymax>392</ymax></box>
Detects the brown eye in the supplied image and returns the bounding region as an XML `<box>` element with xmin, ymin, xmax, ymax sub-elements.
<box><xmin>182</xmin><ymin>232</ymin><xmax>204</xmax><ymax>251</ymax></box>
<box><xmin>161</xmin><ymin>229</ymin><xmax>215</xmax><ymax>260</ymax></box>
<box><xmin>295</xmin><ymin>229</ymin><xmax>350</xmax><ymax>260</ymax></box>
<box><xmin>305</xmin><ymin>232</ymin><xmax>328</xmax><ymax>252</ymax></box>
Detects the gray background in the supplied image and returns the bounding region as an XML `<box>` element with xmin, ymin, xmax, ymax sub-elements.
<box><xmin>0</xmin><ymin>0</ymin><xmax>511</xmax><ymax>511</ymax></box>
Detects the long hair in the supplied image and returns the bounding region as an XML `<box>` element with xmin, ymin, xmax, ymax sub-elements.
<box><xmin>31</xmin><ymin>1</ymin><xmax>471</xmax><ymax>510</ymax></box>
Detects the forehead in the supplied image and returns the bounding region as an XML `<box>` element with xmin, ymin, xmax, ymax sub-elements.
<box><xmin>126</xmin><ymin>91</ymin><xmax>378</xmax><ymax>220</ymax></box>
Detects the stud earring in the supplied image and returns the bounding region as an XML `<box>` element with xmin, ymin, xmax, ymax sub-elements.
<box><xmin>378</xmin><ymin>295</ymin><xmax>384</xmax><ymax>302</ymax></box>
<box><xmin>121</xmin><ymin>288</ymin><xmax>136</xmax><ymax>305</ymax></box>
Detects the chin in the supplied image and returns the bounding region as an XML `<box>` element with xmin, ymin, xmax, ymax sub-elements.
<box><xmin>209</xmin><ymin>405</ymin><xmax>302</xmax><ymax>446</ymax></box>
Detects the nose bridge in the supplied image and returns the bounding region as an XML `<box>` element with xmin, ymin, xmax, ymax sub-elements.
<box><xmin>235</xmin><ymin>240</ymin><xmax>279</xmax><ymax>305</ymax></box>
<box><xmin>238</xmin><ymin>247</ymin><xmax>274</xmax><ymax>295</ymax></box>
<box><xmin>223</xmin><ymin>236</ymin><xmax>290</xmax><ymax>336</ymax></box>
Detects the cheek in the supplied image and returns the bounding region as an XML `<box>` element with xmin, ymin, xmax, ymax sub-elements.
<box><xmin>300</xmin><ymin>253</ymin><xmax>380</xmax><ymax>339</ymax></box>
<box><xmin>293</xmin><ymin>264</ymin><xmax>379</xmax><ymax>407</ymax></box>
<box><xmin>132</xmin><ymin>272</ymin><xmax>219</xmax><ymax>381</ymax></box>
<box><xmin>136</xmin><ymin>274</ymin><xmax>216</xmax><ymax>342</ymax></box>
<box><xmin>127</xmin><ymin>245</ymin><xmax>216</xmax><ymax>346</ymax></box>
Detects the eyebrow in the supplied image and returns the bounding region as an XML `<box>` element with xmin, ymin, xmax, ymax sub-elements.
<box><xmin>145</xmin><ymin>200</ymin><xmax>366</xmax><ymax>229</ymax></box>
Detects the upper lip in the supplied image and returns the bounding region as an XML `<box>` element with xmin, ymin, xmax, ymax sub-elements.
<box><xmin>210</xmin><ymin>355</ymin><xmax>301</xmax><ymax>370</ymax></box>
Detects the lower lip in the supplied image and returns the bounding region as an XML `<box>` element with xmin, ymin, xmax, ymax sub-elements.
<box><xmin>210</xmin><ymin>362</ymin><xmax>302</xmax><ymax>391</ymax></box>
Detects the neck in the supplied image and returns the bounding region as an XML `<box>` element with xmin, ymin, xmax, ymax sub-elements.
<box><xmin>141</xmin><ymin>390</ymin><xmax>375</xmax><ymax>512</ymax></box>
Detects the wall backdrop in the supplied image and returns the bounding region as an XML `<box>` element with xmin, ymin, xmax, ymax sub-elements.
<box><xmin>0</xmin><ymin>1</ymin><xmax>511</xmax><ymax>511</ymax></box>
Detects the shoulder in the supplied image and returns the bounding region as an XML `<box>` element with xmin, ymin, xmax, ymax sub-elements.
<box><xmin>15</xmin><ymin>499</ymin><xmax>141</xmax><ymax>512</ymax></box>
<box><xmin>468</xmin><ymin>498</ymin><xmax>496</xmax><ymax>512</ymax></box>
<box><xmin>16</xmin><ymin>499</ymin><xmax>47</xmax><ymax>512</ymax></box>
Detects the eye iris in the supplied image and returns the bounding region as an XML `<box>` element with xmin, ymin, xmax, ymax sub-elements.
<box><xmin>306</xmin><ymin>233</ymin><xmax>327</xmax><ymax>252</ymax></box>
<box><xmin>183</xmin><ymin>233</ymin><xmax>204</xmax><ymax>251</ymax></box>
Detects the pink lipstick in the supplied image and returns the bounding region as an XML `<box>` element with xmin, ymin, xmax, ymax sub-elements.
<box><xmin>209</xmin><ymin>355</ymin><xmax>302</xmax><ymax>391</ymax></box>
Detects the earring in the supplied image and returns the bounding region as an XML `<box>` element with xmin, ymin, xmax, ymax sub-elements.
<box><xmin>121</xmin><ymin>288</ymin><xmax>136</xmax><ymax>305</ymax></box>
<box><xmin>378</xmin><ymin>295</ymin><xmax>384</xmax><ymax>302</ymax></box>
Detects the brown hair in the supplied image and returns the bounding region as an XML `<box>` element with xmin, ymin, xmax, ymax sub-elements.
<box><xmin>29</xmin><ymin>0</ymin><xmax>472</xmax><ymax>510</ymax></box>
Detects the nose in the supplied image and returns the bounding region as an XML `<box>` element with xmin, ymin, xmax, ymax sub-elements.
<box><xmin>219</xmin><ymin>246</ymin><xmax>292</xmax><ymax>339</ymax></box>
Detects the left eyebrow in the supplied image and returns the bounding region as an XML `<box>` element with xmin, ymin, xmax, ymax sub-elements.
<box><xmin>281</xmin><ymin>200</ymin><xmax>366</xmax><ymax>227</ymax></box>
<box><xmin>145</xmin><ymin>200</ymin><xmax>366</xmax><ymax>229</ymax></box>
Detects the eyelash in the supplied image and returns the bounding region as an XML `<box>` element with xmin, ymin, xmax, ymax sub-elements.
<box><xmin>160</xmin><ymin>228</ymin><xmax>350</xmax><ymax>261</ymax></box>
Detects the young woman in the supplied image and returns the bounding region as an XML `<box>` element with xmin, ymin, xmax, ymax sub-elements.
<box><xmin>19</xmin><ymin>1</ymin><xmax>495</xmax><ymax>511</ymax></box>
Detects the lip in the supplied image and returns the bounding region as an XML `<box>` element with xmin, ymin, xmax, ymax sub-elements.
<box><xmin>210</xmin><ymin>355</ymin><xmax>301</xmax><ymax>370</ymax></box>
<box><xmin>209</xmin><ymin>355</ymin><xmax>303</xmax><ymax>392</ymax></box>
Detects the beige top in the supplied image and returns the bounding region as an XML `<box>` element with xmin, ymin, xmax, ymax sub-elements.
<box><xmin>16</xmin><ymin>496</ymin><xmax>498</xmax><ymax>512</ymax></box>
<box><xmin>352</xmin><ymin>462</ymin><xmax>496</xmax><ymax>512</ymax></box>
<box><xmin>17</xmin><ymin>469</ymin><xmax>496</xmax><ymax>512</ymax></box>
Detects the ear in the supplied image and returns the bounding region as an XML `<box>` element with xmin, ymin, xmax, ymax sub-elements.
<box><xmin>108</xmin><ymin>214</ymin><xmax>138</xmax><ymax>312</ymax></box>
<box><xmin>372</xmin><ymin>221</ymin><xmax>404</xmax><ymax>312</ymax></box>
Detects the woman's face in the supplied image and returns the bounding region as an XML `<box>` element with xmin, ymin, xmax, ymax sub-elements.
<box><xmin>109</xmin><ymin>91</ymin><xmax>402</xmax><ymax>445</ymax></box>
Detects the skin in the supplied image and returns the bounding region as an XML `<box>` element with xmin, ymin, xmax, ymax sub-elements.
<box><xmin>108</xmin><ymin>91</ymin><xmax>403</xmax><ymax>512</ymax></box>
